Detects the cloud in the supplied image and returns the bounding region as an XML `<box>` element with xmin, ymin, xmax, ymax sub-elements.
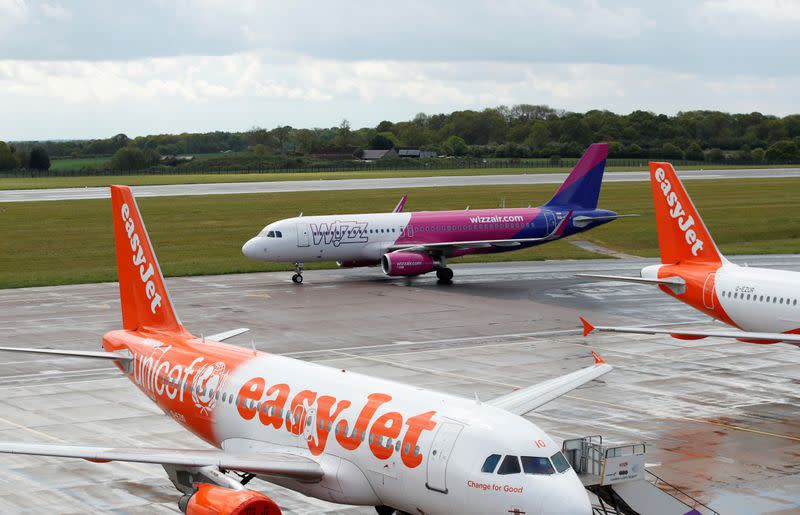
<box><xmin>2</xmin><ymin>49</ymin><xmax>799</xmax><ymax>140</ymax></box>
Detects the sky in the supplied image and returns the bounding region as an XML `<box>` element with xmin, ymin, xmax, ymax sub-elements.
<box><xmin>2</xmin><ymin>0</ymin><xmax>799</xmax><ymax>140</ymax></box>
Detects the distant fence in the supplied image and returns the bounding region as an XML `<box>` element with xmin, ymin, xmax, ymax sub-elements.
<box><xmin>1</xmin><ymin>157</ymin><xmax>796</xmax><ymax>179</ymax></box>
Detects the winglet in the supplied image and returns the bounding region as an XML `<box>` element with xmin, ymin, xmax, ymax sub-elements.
<box><xmin>393</xmin><ymin>195</ymin><xmax>408</xmax><ymax>213</ymax></box>
<box><xmin>580</xmin><ymin>316</ymin><xmax>595</xmax><ymax>337</ymax></box>
<box><xmin>591</xmin><ymin>350</ymin><xmax>605</xmax><ymax>365</ymax></box>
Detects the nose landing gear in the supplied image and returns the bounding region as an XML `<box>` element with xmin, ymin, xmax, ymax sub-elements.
<box><xmin>292</xmin><ymin>262</ymin><xmax>304</xmax><ymax>284</ymax></box>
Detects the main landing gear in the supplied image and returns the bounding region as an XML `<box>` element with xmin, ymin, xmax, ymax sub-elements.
<box><xmin>436</xmin><ymin>267</ymin><xmax>454</xmax><ymax>283</ymax></box>
<box><xmin>292</xmin><ymin>262</ymin><xmax>304</xmax><ymax>284</ymax></box>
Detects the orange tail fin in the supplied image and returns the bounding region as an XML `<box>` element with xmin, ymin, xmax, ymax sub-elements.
<box><xmin>111</xmin><ymin>185</ymin><xmax>185</xmax><ymax>334</ymax></box>
<box><xmin>649</xmin><ymin>162</ymin><xmax>723</xmax><ymax>265</ymax></box>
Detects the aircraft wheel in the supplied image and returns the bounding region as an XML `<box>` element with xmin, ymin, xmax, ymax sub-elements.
<box><xmin>375</xmin><ymin>507</ymin><xmax>396</xmax><ymax>515</ymax></box>
<box><xmin>292</xmin><ymin>274</ymin><xmax>303</xmax><ymax>284</ymax></box>
<box><xmin>436</xmin><ymin>267</ymin><xmax>453</xmax><ymax>283</ymax></box>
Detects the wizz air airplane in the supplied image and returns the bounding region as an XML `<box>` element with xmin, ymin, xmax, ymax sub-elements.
<box><xmin>243</xmin><ymin>143</ymin><xmax>628</xmax><ymax>283</ymax></box>
<box><xmin>580</xmin><ymin>162</ymin><xmax>800</xmax><ymax>346</ymax></box>
<box><xmin>0</xmin><ymin>185</ymin><xmax>611</xmax><ymax>514</ymax></box>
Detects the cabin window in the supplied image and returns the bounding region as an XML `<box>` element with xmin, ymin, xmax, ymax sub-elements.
<box><xmin>551</xmin><ymin>452</ymin><xmax>571</xmax><ymax>473</ymax></box>
<box><xmin>521</xmin><ymin>456</ymin><xmax>554</xmax><ymax>475</ymax></box>
<box><xmin>481</xmin><ymin>454</ymin><xmax>502</xmax><ymax>473</ymax></box>
<box><xmin>497</xmin><ymin>455</ymin><xmax>521</xmax><ymax>475</ymax></box>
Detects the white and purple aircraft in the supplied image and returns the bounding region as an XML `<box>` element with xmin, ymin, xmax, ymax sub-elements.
<box><xmin>243</xmin><ymin>143</ymin><xmax>626</xmax><ymax>283</ymax></box>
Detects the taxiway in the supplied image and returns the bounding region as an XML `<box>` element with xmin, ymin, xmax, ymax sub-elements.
<box><xmin>2</xmin><ymin>167</ymin><xmax>800</xmax><ymax>202</ymax></box>
<box><xmin>0</xmin><ymin>257</ymin><xmax>799</xmax><ymax>513</ymax></box>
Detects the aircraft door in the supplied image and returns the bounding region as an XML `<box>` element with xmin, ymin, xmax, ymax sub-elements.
<box><xmin>703</xmin><ymin>272</ymin><xmax>716</xmax><ymax>309</ymax></box>
<box><xmin>425</xmin><ymin>422</ymin><xmax>463</xmax><ymax>494</ymax></box>
<box><xmin>545</xmin><ymin>211</ymin><xmax>556</xmax><ymax>233</ymax></box>
<box><xmin>297</xmin><ymin>223</ymin><xmax>310</xmax><ymax>247</ymax></box>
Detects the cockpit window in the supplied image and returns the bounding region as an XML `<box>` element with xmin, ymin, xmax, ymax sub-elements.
<box><xmin>521</xmin><ymin>456</ymin><xmax>555</xmax><ymax>475</ymax></box>
<box><xmin>550</xmin><ymin>451</ymin><xmax>571</xmax><ymax>473</ymax></box>
<box><xmin>266</xmin><ymin>231</ymin><xmax>275</xmax><ymax>237</ymax></box>
<box><xmin>481</xmin><ymin>454</ymin><xmax>501</xmax><ymax>473</ymax></box>
<box><xmin>497</xmin><ymin>455</ymin><xmax>521</xmax><ymax>475</ymax></box>
<box><xmin>275</xmin><ymin>231</ymin><xmax>282</xmax><ymax>238</ymax></box>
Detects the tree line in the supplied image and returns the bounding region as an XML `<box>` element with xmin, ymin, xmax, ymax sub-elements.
<box><xmin>5</xmin><ymin>105</ymin><xmax>800</xmax><ymax>172</ymax></box>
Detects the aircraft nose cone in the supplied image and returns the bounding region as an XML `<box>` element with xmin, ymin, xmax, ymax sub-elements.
<box><xmin>242</xmin><ymin>237</ymin><xmax>264</xmax><ymax>259</ymax></box>
<box><xmin>539</xmin><ymin>477</ymin><xmax>591</xmax><ymax>515</ymax></box>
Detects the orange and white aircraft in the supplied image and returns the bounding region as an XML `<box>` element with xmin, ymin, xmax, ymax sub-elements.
<box><xmin>580</xmin><ymin>162</ymin><xmax>800</xmax><ymax>346</ymax></box>
<box><xmin>0</xmin><ymin>185</ymin><xmax>610</xmax><ymax>514</ymax></box>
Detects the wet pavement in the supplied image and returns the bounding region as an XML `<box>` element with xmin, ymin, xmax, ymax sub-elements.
<box><xmin>0</xmin><ymin>257</ymin><xmax>798</xmax><ymax>513</ymax></box>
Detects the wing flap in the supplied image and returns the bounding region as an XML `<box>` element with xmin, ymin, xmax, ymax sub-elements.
<box><xmin>0</xmin><ymin>443</ymin><xmax>323</xmax><ymax>480</ymax></box>
<box><xmin>488</xmin><ymin>353</ymin><xmax>612</xmax><ymax>415</ymax></box>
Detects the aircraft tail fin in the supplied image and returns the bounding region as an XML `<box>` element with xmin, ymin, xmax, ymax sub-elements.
<box><xmin>110</xmin><ymin>185</ymin><xmax>186</xmax><ymax>334</ymax></box>
<box><xmin>650</xmin><ymin>162</ymin><xmax>724</xmax><ymax>265</ymax></box>
<box><xmin>545</xmin><ymin>143</ymin><xmax>608</xmax><ymax>210</ymax></box>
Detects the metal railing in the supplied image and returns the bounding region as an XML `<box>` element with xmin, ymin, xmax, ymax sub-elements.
<box><xmin>646</xmin><ymin>469</ymin><xmax>721</xmax><ymax>515</ymax></box>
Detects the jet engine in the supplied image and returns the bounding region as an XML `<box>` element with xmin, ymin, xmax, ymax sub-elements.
<box><xmin>181</xmin><ymin>483</ymin><xmax>282</xmax><ymax>515</ymax></box>
<box><xmin>381</xmin><ymin>252</ymin><xmax>441</xmax><ymax>276</ymax></box>
<box><xmin>337</xmin><ymin>259</ymin><xmax>380</xmax><ymax>268</ymax></box>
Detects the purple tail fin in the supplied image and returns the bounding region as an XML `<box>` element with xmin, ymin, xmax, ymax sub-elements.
<box><xmin>545</xmin><ymin>143</ymin><xmax>609</xmax><ymax>209</ymax></box>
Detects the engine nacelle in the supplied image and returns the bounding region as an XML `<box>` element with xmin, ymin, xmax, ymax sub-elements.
<box><xmin>381</xmin><ymin>252</ymin><xmax>440</xmax><ymax>277</ymax></box>
<box><xmin>337</xmin><ymin>259</ymin><xmax>380</xmax><ymax>268</ymax></box>
<box><xmin>183</xmin><ymin>484</ymin><xmax>281</xmax><ymax>515</ymax></box>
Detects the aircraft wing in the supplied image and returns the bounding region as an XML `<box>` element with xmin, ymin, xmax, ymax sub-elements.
<box><xmin>206</xmin><ymin>328</ymin><xmax>249</xmax><ymax>342</ymax></box>
<box><xmin>575</xmin><ymin>273</ymin><xmax>685</xmax><ymax>286</ymax></box>
<box><xmin>390</xmin><ymin>211</ymin><xmax>572</xmax><ymax>254</ymax></box>
<box><xmin>0</xmin><ymin>443</ymin><xmax>324</xmax><ymax>480</ymax></box>
<box><xmin>487</xmin><ymin>352</ymin><xmax>612</xmax><ymax>416</ymax></box>
<box><xmin>0</xmin><ymin>346</ymin><xmax>131</xmax><ymax>362</ymax></box>
<box><xmin>580</xmin><ymin>317</ymin><xmax>800</xmax><ymax>345</ymax></box>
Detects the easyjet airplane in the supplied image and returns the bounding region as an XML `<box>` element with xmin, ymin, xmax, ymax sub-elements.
<box><xmin>243</xmin><ymin>143</ymin><xmax>630</xmax><ymax>283</ymax></box>
<box><xmin>0</xmin><ymin>185</ymin><xmax>611</xmax><ymax>514</ymax></box>
<box><xmin>580</xmin><ymin>161</ymin><xmax>800</xmax><ymax>345</ymax></box>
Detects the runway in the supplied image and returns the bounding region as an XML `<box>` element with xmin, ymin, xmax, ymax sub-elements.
<box><xmin>2</xmin><ymin>167</ymin><xmax>800</xmax><ymax>202</ymax></box>
<box><xmin>1</xmin><ymin>256</ymin><xmax>799</xmax><ymax>513</ymax></box>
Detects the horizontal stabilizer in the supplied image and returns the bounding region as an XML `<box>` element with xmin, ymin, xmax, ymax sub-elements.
<box><xmin>0</xmin><ymin>442</ymin><xmax>323</xmax><ymax>480</ymax></box>
<box><xmin>579</xmin><ymin>317</ymin><xmax>800</xmax><ymax>345</ymax></box>
<box><xmin>0</xmin><ymin>346</ymin><xmax>131</xmax><ymax>362</ymax></box>
<box><xmin>206</xmin><ymin>328</ymin><xmax>249</xmax><ymax>342</ymax></box>
<box><xmin>572</xmin><ymin>213</ymin><xmax>638</xmax><ymax>228</ymax></box>
<box><xmin>488</xmin><ymin>353</ymin><xmax>612</xmax><ymax>415</ymax></box>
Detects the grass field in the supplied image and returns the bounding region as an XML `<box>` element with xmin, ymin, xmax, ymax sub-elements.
<box><xmin>1</xmin><ymin>178</ymin><xmax>799</xmax><ymax>289</ymax></box>
<box><xmin>1</xmin><ymin>163</ymin><xmax>794</xmax><ymax>190</ymax></box>
<box><xmin>48</xmin><ymin>156</ymin><xmax>112</xmax><ymax>171</ymax></box>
